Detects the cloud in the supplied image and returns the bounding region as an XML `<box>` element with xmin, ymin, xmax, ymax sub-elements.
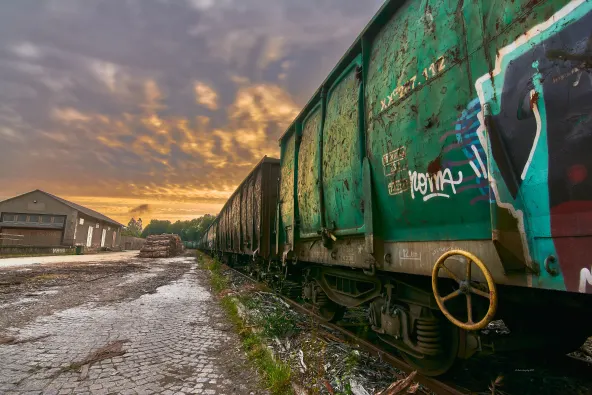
<box><xmin>52</xmin><ymin>107</ymin><xmax>91</xmax><ymax>122</ymax></box>
<box><xmin>185</xmin><ymin>0</ymin><xmax>216</xmax><ymax>10</ymax></box>
<box><xmin>129</xmin><ymin>204</ymin><xmax>152</xmax><ymax>215</ymax></box>
<box><xmin>11</xmin><ymin>42</ymin><xmax>42</xmax><ymax>59</ymax></box>
<box><xmin>194</xmin><ymin>81</ymin><xmax>218</xmax><ymax>110</ymax></box>
<box><xmin>0</xmin><ymin>0</ymin><xmax>384</xmax><ymax>223</ymax></box>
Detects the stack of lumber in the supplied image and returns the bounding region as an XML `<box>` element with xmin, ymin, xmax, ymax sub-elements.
<box><xmin>139</xmin><ymin>234</ymin><xmax>184</xmax><ymax>258</ymax></box>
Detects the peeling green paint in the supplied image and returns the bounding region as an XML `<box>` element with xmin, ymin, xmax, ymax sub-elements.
<box><xmin>298</xmin><ymin>107</ymin><xmax>322</xmax><ymax>238</ymax></box>
<box><xmin>277</xmin><ymin>0</ymin><xmax>592</xmax><ymax>293</ymax></box>
<box><xmin>323</xmin><ymin>58</ymin><xmax>365</xmax><ymax>235</ymax></box>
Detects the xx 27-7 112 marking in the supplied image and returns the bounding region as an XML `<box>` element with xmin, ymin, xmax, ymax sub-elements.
<box><xmin>380</xmin><ymin>56</ymin><xmax>446</xmax><ymax>111</ymax></box>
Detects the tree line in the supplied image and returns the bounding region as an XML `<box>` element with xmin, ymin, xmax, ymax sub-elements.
<box><xmin>121</xmin><ymin>214</ymin><xmax>216</xmax><ymax>242</ymax></box>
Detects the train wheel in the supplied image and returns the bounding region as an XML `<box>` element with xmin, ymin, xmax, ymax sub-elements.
<box><xmin>316</xmin><ymin>302</ymin><xmax>345</xmax><ymax>322</ymax></box>
<box><xmin>313</xmin><ymin>288</ymin><xmax>345</xmax><ymax>322</ymax></box>
<box><xmin>280</xmin><ymin>280</ymin><xmax>302</xmax><ymax>300</ymax></box>
<box><xmin>399</xmin><ymin>320</ymin><xmax>460</xmax><ymax>377</ymax></box>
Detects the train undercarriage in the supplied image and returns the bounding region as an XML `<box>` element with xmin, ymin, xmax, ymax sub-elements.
<box><xmin>216</xmin><ymin>250</ymin><xmax>592</xmax><ymax>377</ymax></box>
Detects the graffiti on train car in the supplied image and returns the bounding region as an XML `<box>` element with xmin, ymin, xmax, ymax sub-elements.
<box><xmin>384</xmin><ymin>97</ymin><xmax>492</xmax><ymax>203</ymax></box>
<box><xmin>580</xmin><ymin>267</ymin><xmax>592</xmax><ymax>293</ymax></box>
<box><xmin>475</xmin><ymin>0</ymin><xmax>592</xmax><ymax>293</ymax></box>
<box><xmin>408</xmin><ymin>168</ymin><xmax>463</xmax><ymax>201</ymax></box>
<box><xmin>442</xmin><ymin>98</ymin><xmax>493</xmax><ymax>206</ymax></box>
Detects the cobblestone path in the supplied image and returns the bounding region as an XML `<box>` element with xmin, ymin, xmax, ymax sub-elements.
<box><xmin>0</xmin><ymin>258</ymin><xmax>263</xmax><ymax>395</ymax></box>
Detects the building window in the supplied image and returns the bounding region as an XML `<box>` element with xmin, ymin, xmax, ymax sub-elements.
<box><xmin>41</xmin><ymin>215</ymin><xmax>52</xmax><ymax>223</ymax></box>
<box><xmin>79</xmin><ymin>218</ymin><xmax>84</xmax><ymax>225</ymax></box>
<box><xmin>28</xmin><ymin>215</ymin><xmax>39</xmax><ymax>223</ymax></box>
<box><xmin>17</xmin><ymin>214</ymin><xmax>27</xmax><ymax>222</ymax></box>
<box><xmin>2</xmin><ymin>214</ymin><xmax>14</xmax><ymax>222</ymax></box>
<box><xmin>54</xmin><ymin>216</ymin><xmax>65</xmax><ymax>225</ymax></box>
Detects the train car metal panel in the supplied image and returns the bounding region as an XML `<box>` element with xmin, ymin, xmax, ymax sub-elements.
<box><xmin>298</xmin><ymin>106</ymin><xmax>323</xmax><ymax>238</ymax></box>
<box><xmin>276</xmin><ymin>0</ymin><xmax>592</xmax><ymax>295</ymax></box>
<box><xmin>261</xmin><ymin>159</ymin><xmax>281</xmax><ymax>259</ymax></box>
<box><xmin>241</xmin><ymin>178</ymin><xmax>250</xmax><ymax>251</ymax></box>
<box><xmin>323</xmin><ymin>55</ymin><xmax>365</xmax><ymax>235</ymax></box>
<box><xmin>365</xmin><ymin>0</ymin><xmax>489</xmax><ymax>244</ymax></box>
<box><xmin>279</xmin><ymin>132</ymin><xmax>297</xmax><ymax>256</ymax></box>
<box><xmin>204</xmin><ymin>156</ymin><xmax>280</xmax><ymax>261</ymax></box>
<box><xmin>231</xmin><ymin>193</ymin><xmax>241</xmax><ymax>252</ymax></box>
<box><xmin>254</xmin><ymin>170</ymin><xmax>262</xmax><ymax>252</ymax></box>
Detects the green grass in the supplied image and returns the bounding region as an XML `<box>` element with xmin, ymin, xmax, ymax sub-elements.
<box><xmin>198</xmin><ymin>252</ymin><xmax>294</xmax><ymax>395</ymax></box>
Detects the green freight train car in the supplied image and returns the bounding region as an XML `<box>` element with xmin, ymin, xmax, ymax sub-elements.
<box><xmin>201</xmin><ymin>0</ymin><xmax>592</xmax><ymax>375</ymax></box>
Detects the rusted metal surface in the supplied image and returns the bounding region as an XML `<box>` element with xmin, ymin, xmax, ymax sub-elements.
<box><xmin>273</xmin><ymin>0</ymin><xmax>592</xmax><ymax>295</ymax></box>
<box><xmin>279</xmin><ymin>132</ymin><xmax>296</xmax><ymax>254</ymax></box>
<box><xmin>253</xmin><ymin>171</ymin><xmax>262</xmax><ymax>252</ymax></box>
<box><xmin>260</xmin><ymin>159</ymin><xmax>280</xmax><ymax>259</ymax></box>
<box><xmin>241</xmin><ymin>177</ymin><xmax>250</xmax><ymax>251</ymax></box>
<box><xmin>202</xmin><ymin>3</ymin><xmax>592</xmax><ymax>378</ymax></box>
<box><xmin>298</xmin><ymin>107</ymin><xmax>323</xmax><ymax>238</ymax></box>
<box><xmin>323</xmin><ymin>57</ymin><xmax>365</xmax><ymax>235</ymax></box>
<box><xmin>231</xmin><ymin>193</ymin><xmax>241</xmax><ymax>252</ymax></box>
<box><xmin>204</xmin><ymin>157</ymin><xmax>280</xmax><ymax>259</ymax></box>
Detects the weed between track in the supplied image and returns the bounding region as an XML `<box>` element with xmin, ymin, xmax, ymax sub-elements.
<box><xmin>198</xmin><ymin>253</ymin><xmax>293</xmax><ymax>395</ymax></box>
<box><xmin>197</xmin><ymin>252</ymin><xmax>411</xmax><ymax>395</ymax></box>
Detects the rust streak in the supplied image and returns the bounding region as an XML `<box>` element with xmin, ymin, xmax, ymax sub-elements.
<box><xmin>427</xmin><ymin>155</ymin><xmax>442</xmax><ymax>176</ymax></box>
<box><xmin>529</xmin><ymin>91</ymin><xmax>539</xmax><ymax>110</ymax></box>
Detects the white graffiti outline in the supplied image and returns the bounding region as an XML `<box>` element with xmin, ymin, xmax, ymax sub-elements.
<box><xmin>423</xmin><ymin>193</ymin><xmax>449</xmax><ymax>201</ymax></box>
<box><xmin>409</xmin><ymin>168</ymin><xmax>463</xmax><ymax>201</ymax></box>
<box><xmin>471</xmin><ymin>144</ymin><xmax>488</xmax><ymax>179</ymax></box>
<box><xmin>521</xmin><ymin>89</ymin><xmax>542</xmax><ymax>180</ymax></box>
<box><xmin>580</xmin><ymin>267</ymin><xmax>592</xmax><ymax>293</ymax></box>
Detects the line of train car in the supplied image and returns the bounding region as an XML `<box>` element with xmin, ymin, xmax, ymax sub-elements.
<box><xmin>200</xmin><ymin>0</ymin><xmax>592</xmax><ymax>376</ymax></box>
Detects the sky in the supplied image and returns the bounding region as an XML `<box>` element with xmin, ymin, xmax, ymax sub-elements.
<box><xmin>0</xmin><ymin>0</ymin><xmax>385</xmax><ymax>225</ymax></box>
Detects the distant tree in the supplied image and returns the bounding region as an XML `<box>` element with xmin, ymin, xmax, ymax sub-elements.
<box><xmin>122</xmin><ymin>217</ymin><xmax>143</xmax><ymax>237</ymax></box>
<box><xmin>141</xmin><ymin>219</ymin><xmax>172</xmax><ymax>238</ymax></box>
<box><xmin>139</xmin><ymin>214</ymin><xmax>216</xmax><ymax>241</ymax></box>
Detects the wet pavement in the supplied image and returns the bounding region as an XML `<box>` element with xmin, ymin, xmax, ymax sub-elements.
<box><xmin>0</xmin><ymin>254</ymin><xmax>264</xmax><ymax>395</ymax></box>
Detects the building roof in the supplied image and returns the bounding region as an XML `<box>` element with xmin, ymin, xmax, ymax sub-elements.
<box><xmin>0</xmin><ymin>190</ymin><xmax>124</xmax><ymax>227</ymax></box>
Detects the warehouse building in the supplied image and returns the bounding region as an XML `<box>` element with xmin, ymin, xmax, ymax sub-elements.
<box><xmin>0</xmin><ymin>190</ymin><xmax>123</xmax><ymax>248</ymax></box>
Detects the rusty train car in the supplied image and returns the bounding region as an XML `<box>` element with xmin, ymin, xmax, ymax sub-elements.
<box><xmin>201</xmin><ymin>0</ymin><xmax>592</xmax><ymax>376</ymax></box>
<box><xmin>202</xmin><ymin>156</ymin><xmax>280</xmax><ymax>263</ymax></box>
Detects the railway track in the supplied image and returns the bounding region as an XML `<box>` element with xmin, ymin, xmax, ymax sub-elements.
<box><xmin>222</xmin><ymin>263</ymin><xmax>468</xmax><ymax>395</ymax></box>
<box><xmin>213</xmin><ymin>261</ymin><xmax>592</xmax><ymax>395</ymax></box>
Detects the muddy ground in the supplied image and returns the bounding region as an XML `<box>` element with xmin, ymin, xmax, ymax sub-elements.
<box><xmin>0</xmin><ymin>252</ymin><xmax>191</xmax><ymax>331</ymax></box>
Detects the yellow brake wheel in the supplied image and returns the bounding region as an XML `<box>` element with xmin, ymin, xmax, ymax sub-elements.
<box><xmin>432</xmin><ymin>250</ymin><xmax>497</xmax><ymax>331</ymax></box>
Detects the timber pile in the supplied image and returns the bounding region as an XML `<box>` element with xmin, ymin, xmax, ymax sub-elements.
<box><xmin>139</xmin><ymin>234</ymin><xmax>184</xmax><ymax>258</ymax></box>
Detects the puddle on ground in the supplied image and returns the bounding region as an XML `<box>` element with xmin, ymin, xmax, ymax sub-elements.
<box><xmin>33</xmin><ymin>289</ymin><xmax>60</xmax><ymax>296</ymax></box>
<box><xmin>0</xmin><ymin>297</ymin><xmax>39</xmax><ymax>308</ymax></box>
<box><xmin>117</xmin><ymin>266</ymin><xmax>167</xmax><ymax>286</ymax></box>
<box><xmin>117</xmin><ymin>272</ymin><xmax>159</xmax><ymax>286</ymax></box>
